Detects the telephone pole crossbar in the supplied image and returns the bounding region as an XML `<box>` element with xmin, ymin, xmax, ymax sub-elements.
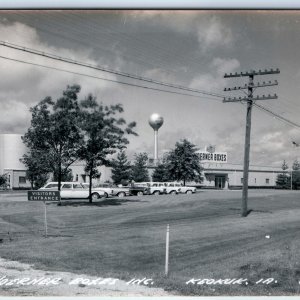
<box><xmin>224</xmin><ymin>68</ymin><xmax>280</xmax><ymax>217</ymax></box>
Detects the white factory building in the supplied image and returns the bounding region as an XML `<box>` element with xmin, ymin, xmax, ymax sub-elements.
<box><xmin>0</xmin><ymin>134</ymin><xmax>31</xmax><ymax>189</ymax></box>
<box><xmin>195</xmin><ymin>147</ymin><xmax>283</xmax><ymax>189</ymax></box>
<box><xmin>0</xmin><ymin>133</ymin><xmax>285</xmax><ymax>190</ymax></box>
<box><xmin>0</xmin><ymin>134</ymin><xmax>112</xmax><ymax>189</ymax></box>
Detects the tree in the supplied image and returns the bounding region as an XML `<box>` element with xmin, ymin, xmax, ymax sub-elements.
<box><xmin>21</xmin><ymin>150</ymin><xmax>50</xmax><ymax>189</ymax></box>
<box><xmin>78</xmin><ymin>94</ymin><xmax>137</xmax><ymax>202</ymax></box>
<box><xmin>152</xmin><ymin>160</ymin><xmax>169</xmax><ymax>182</ymax></box>
<box><xmin>131</xmin><ymin>153</ymin><xmax>150</xmax><ymax>182</ymax></box>
<box><xmin>292</xmin><ymin>159</ymin><xmax>300</xmax><ymax>190</ymax></box>
<box><xmin>0</xmin><ymin>174</ymin><xmax>8</xmax><ymax>189</ymax></box>
<box><xmin>276</xmin><ymin>160</ymin><xmax>290</xmax><ymax>189</ymax></box>
<box><xmin>22</xmin><ymin>85</ymin><xmax>83</xmax><ymax>192</ymax></box>
<box><xmin>111</xmin><ymin>151</ymin><xmax>132</xmax><ymax>185</ymax></box>
<box><xmin>166</xmin><ymin>139</ymin><xmax>203</xmax><ymax>186</ymax></box>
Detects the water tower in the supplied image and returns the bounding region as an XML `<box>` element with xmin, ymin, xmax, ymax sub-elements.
<box><xmin>149</xmin><ymin>113</ymin><xmax>164</xmax><ymax>165</ymax></box>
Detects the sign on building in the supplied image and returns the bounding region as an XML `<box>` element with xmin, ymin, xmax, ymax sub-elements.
<box><xmin>197</xmin><ymin>151</ymin><xmax>228</xmax><ymax>163</ymax></box>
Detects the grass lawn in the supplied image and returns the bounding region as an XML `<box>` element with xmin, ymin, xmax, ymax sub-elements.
<box><xmin>1</xmin><ymin>189</ymin><xmax>300</xmax><ymax>296</ymax></box>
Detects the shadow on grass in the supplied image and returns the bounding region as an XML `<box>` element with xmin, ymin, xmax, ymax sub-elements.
<box><xmin>51</xmin><ymin>198</ymin><xmax>148</xmax><ymax>207</ymax></box>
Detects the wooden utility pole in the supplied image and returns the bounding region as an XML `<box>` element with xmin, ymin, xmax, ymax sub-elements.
<box><xmin>224</xmin><ymin>69</ymin><xmax>280</xmax><ymax>217</ymax></box>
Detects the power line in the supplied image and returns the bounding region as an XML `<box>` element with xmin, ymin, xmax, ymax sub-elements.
<box><xmin>1</xmin><ymin>41</ymin><xmax>300</xmax><ymax>131</ymax></box>
<box><xmin>0</xmin><ymin>41</ymin><xmax>223</xmax><ymax>99</ymax></box>
<box><xmin>0</xmin><ymin>54</ymin><xmax>221</xmax><ymax>101</ymax></box>
<box><xmin>254</xmin><ymin>103</ymin><xmax>300</xmax><ymax>129</ymax></box>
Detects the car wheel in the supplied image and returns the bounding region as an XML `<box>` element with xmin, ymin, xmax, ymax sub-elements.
<box><xmin>103</xmin><ymin>192</ymin><xmax>108</xmax><ymax>198</ymax></box>
<box><xmin>118</xmin><ymin>192</ymin><xmax>126</xmax><ymax>198</ymax></box>
<box><xmin>153</xmin><ymin>191</ymin><xmax>160</xmax><ymax>195</ymax></box>
<box><xmin>91</xmin><ymin>193</ymin><xmax>100</xmax><ymax>200</ymax></box>
<box><xmin>137</xmin><ymin>191</ymin><xmax>143</xmax><ymax>196</ymax></box>
<box><xmin>186</xmin><ymin>190</ymin><xmax>192</xmax><ymax>194</ymax></box>
<box><xmin>170</xmin><ymin>190</ymin><xmax>176</xmax><ymax>195</ymax></box>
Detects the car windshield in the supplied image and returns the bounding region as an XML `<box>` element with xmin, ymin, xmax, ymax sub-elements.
<box><xmin>62</xmin><ymin>183</ymin><xmax>72</xmax><ymax>189</ymax></box>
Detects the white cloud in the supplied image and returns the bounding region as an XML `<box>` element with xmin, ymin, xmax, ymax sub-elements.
<box><xmin>189</xmin><ymin>57</ymin><xmax>240</xmax><ymax>92</ymax></box>
<box><xmin>197</xmin><ymin>17</ymin><xmax>234</xmax><ymax>51</ymax></box>
<box><xmin>0</xmin><ymin>22</ymin><xmax>120</xmax><ymax>133</ymax></box>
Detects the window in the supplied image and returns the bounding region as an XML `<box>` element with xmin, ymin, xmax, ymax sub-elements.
<box><xmin>266</xmin><ymin>178</ymin><xmax>270</xmax><ymax>184</ymax></box>
<box><xmin>19</xmin><ymin>176</ymin><xmax>26</xmax><ymax>184</ymax></box>
<box><xmin>255</xmin><ymin>178</ymin><xmax>257</xmax><ymax>183</ymax></box>
<box><xmin>73</xmin><ymin>184</ymin><xmax>83</xmax><ymax>189</ymax></box>
<box><xmin>62</xmin><ymin>183</ymin><xmax>72</xmax><ymax>189</ymax></box>
<box><xmin>241</xmin><ymin>178</ymin><xmax>243</xmax><ymax>184</ymax></box>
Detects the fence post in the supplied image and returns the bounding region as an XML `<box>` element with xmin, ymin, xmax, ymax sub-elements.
<box><xmin>165</xmin><ymin>224</ymin><xmax>169</xmax><ymax>276</ymax></box>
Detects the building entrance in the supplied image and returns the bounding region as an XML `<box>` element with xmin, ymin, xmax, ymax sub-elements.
<box><xmin>215</xmin><ymin>176</ymin><xmax>226</xmax><ymax>189</ymax></box>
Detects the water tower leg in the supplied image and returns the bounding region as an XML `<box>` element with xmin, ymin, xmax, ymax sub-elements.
<box><xmin>154</xmin><ymin>130</ymin><xmax>158</xmax><ymax>165</ymax></box>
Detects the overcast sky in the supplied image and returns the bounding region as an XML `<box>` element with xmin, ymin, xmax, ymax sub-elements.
<box><xmin>0</xmin><ymin>10</ymin><xmax>300</xmax><ymax>167</ymax></box>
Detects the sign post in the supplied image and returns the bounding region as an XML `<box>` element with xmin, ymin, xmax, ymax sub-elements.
<box><xmin>28</xmin><ymin>191</ymin><xmax>60</xmax><ymax>238</ymax></box>
<box><xmin>44</xmin><ymin>201</ymin><xmax>48</xmax><ymax>238</ymax></box>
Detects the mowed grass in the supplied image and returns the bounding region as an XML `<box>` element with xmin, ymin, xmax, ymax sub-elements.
<box><xmin>1</xmin><ymin>189</ymin><xmax>300</xmax><ymax>296</ymax></box>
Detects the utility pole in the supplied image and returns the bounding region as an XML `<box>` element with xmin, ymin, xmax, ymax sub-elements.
<box><xmin>224</xmin><ymin>68</ymin><xmax>280</xmax><ymax>217</ymax></box>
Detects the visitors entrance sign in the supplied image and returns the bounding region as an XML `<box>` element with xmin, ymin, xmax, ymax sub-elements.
<box><xmin>28</xmin><ymin>191</ymin><xmax>60</xmax><ymax>201</ymax></box>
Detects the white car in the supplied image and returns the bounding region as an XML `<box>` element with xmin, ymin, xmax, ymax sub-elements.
<box><xmin>152</xmin><ymin>182</ymin><xmax>178</xmax><ymax>194</ymax></box>
<box><xmin>169</xmin><ymin>183</ymin><xmax>196</xmax><ymax>194</ymax></box>
<box><xmin>39</xmin><ymin>182</ymin><xmax>107</xmax><ymax>200</ymax></box>
<box><xmin>84</xmin><ymin>183</ymin><xmax>114</xmax><ymax>198</ymax></box>
<box><xmin>138</xmin><ymin>182</ymin><xmax>166</xmax><ymax>195</ymax></box>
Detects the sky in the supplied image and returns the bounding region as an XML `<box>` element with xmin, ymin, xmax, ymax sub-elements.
<box><xmin>0</xmin><ymin>10</ymin><xmax>300</xmax><ymax>167</ymax></box>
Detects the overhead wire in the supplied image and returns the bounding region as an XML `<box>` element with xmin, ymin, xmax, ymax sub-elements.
<box><xmin>0</xmin><ymin>40</ymin><xmax>300</xmax><ymax>130</ymax></box>
<box><xmin>0</xmin><ymin>41</ymin><xmax>224</xmax><ymax>99</ymax></box>
<box><xmin>0</xmin><ymin>54</ymin><xmax>221</xmax><ymax>101</ymax></box>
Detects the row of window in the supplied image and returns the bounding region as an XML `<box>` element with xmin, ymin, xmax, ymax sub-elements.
<box><xmin>241</xmin><ymin>178</ymin><xmax>270</xmax><ymax>184</ymax></box>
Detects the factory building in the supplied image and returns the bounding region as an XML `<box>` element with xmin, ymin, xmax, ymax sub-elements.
<box><xmin>196</xmin><ymin>147</ymin><xmax>283</xmax><ymax>189</ymax></box>
<box><xmin>0</xmin><ymin>134</ymin><xmax>111</xmax><ymax>189</ymax></box>
<box><xmin>0</xmin><ymin>134</ymin><xmax>285</xmax><ymax>189</ymax></box>
<box><xmin>0</xmin><ymin>134</ymin><xmax>31</xmax><ymax>189</ymax></box>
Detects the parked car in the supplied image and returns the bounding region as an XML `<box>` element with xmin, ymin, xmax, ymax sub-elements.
<box><xmin>110</xmin><ymin>186</ymin><xmax>131</xmax><ymax>197</ymax></box>
<box><xmin>129</xmin><ymin>184</ymin><xmax>149</xmax><ymax>196</ymax></box>
<box><xmin>39</xmin><ymin>182</ymin><xmax>107</xmax><ymax>200</ymax></box>
<box><xmin>83</xmin><ymin>183</ymin><xmax>114</xmax><ymax>198</ymax></box>
<box><xmin>171</xmin><ymin>183</ymin><xmax>196</xmax><ymax>194</ymax></box>
<box><xmin>146</xmin><ymin>182</ymin><xmax>167</xmax><ymax>195</ymax></box>
<box><xmin>159</xmin><ymin>182</ymin><xmax>180</xmax><ymax>194</ymax></box>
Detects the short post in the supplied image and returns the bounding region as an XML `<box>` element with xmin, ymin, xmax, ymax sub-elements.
<box><xmin>44</xmin><ymin>201</ymin><xmax>48</xmax><ymax>238</ymax></box>
<box><xmin>165</xmin><ymin>224</ymin><xmax>169</xmax><ymax>276</ymax></box>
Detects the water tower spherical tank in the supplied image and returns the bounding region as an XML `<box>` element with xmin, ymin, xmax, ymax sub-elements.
<box><xmin>149</xmin><ymin>113</ymin><xmax>164</xmax><ymax>130</ymax></box>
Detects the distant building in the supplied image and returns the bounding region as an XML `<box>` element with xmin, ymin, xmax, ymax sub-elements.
<box><xmin>0</xmin><ymin>134</ymin><xmax>112</xmax><ymax>189</ymax></box>
<box><xmin>0</xmin><ymin>134</ymin><xmax>285</xmax><ymax>189</ymax></box>
<box><xmin>147</xmin><ymin>146</ymin><xmax>284</xmax><ymax>189</ymax></box>
<box><xmin>0</xmin><ymin>134</ymin><xmax>31</xmax><ymax>189</ymax></box>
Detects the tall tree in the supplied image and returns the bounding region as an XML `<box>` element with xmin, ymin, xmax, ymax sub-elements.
<box><xmin>276</xmin><ymin>160</ymin><xmax>290</xmax><ymax>189</ymax></box>
<box><xmin>111</xmin><ymin>151</ymin><xmax>132</xmax><ymax>185</ymax></box>
<box><xmin>22</xmin><ymin>85</ymin><xmax>83</xmax><ymax>192</ymax></box>
<box><xmin>292</xmin><ymin>159</ymin><xmax>300</xmax><ymax>190</ymax></box>
<box><xmin>166</xmin><ymin>139</ymin><xmax>203</xmax><ymax>186</ymax></box>
<box><xmin>78</xmin><ymin>95</ymin><xmax>137</xmax><ymax>202</ymax></box>
<box><xmin>131</xmin><ymin>153</ymin><xmax>150</xmax><ymax>182</ymax></box>
<box><xmin>152</xmin><ymin>160</ymin><xmax>169</xmax><ymax>182</ymax></box>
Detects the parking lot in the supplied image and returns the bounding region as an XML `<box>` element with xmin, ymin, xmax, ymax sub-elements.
<box><xmin>1</xmin><ymin>189</ymin><xmax>300</xmax><ymax>295</ymax></box>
